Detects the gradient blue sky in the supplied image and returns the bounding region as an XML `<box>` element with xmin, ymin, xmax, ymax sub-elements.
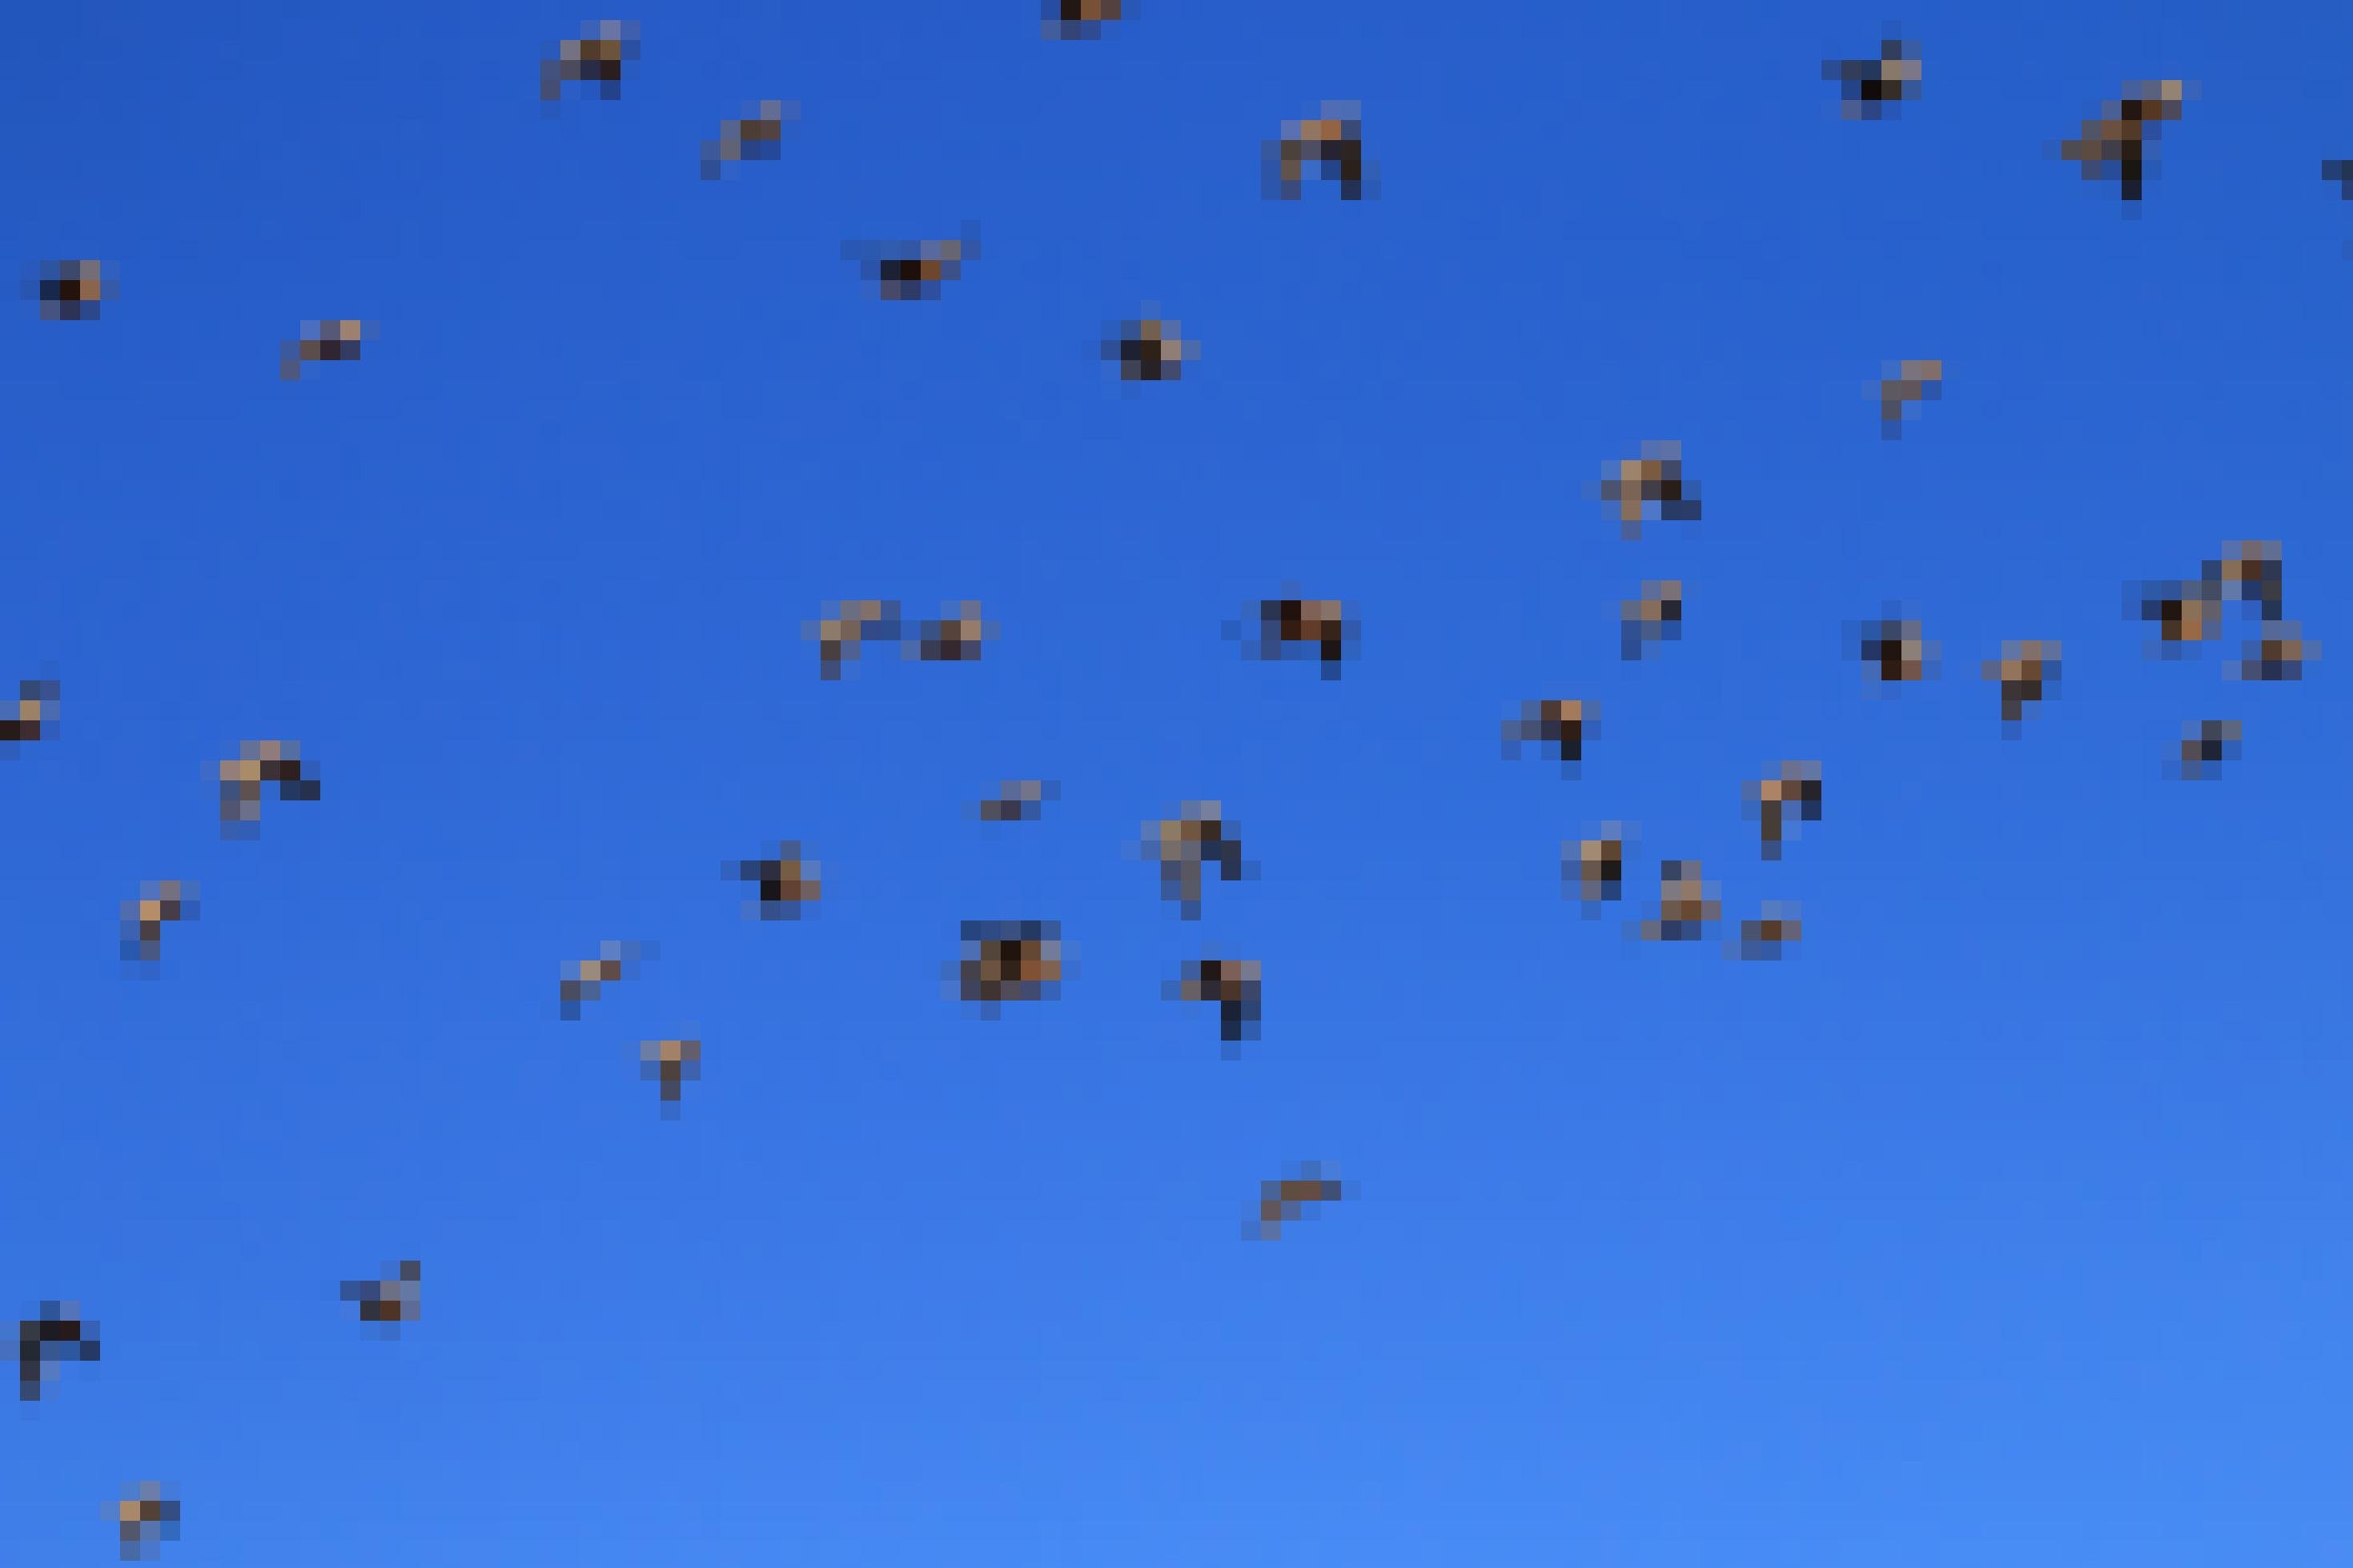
<box><xmin>6</xmin><ymin>2</ymin><xmax>2351</xmax><ymax>1562</ymax></box>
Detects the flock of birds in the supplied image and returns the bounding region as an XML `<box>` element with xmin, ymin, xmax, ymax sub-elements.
<box><xmin>9</xmin><ymin>14</ymin><xmax>2335</xmax><ymax>1559</ymax></box>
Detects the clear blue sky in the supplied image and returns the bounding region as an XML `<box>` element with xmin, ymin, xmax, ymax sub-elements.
<box><xmin>5</xmin><ymin>2</ymin><xmax>2351</xmax><ymax>1562</ymax></box>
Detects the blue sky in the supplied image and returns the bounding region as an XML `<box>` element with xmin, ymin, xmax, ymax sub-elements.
<box><xmin>5</xmin><ymin>1</ymin><xmax>2351</xmax><ymax>1562</ymax></box>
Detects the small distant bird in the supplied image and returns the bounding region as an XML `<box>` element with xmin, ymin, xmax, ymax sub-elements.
<box><xmin>1564</xmin><ymin>825</ymin><xmax>1634</xmax><ymax>912</ymax></box>
<box><xmin>1982</xmin><ymin>640</ymin><xmax>2062</xmax><ymax>730</ymax></box>
<box><xmin>116</xmin><ymin>1482</ymin><xmax>180</xmax><ymax>1562</ymax></box>
<box><xmin>1228</xmin><ymin>594</ymin><xmax>1359</xmax><ymax>679</ymax></box>
<box><xmin>725</xmin><ymin>841</ymin><xmax>821</xmax><ymax>920</ymax></box>
<box><xmin>18</xmin><ymin>1300</ymin><xmax>100</xmax><ymax>1402</ymax></box>
<box><xmin>2</xmin><ymin>677</ymin><xmax>60</xmax><ymax>744</ymax></box>
<box><xmin>1042</xmin><ymin>0</ymin><xmax>1122</xmax><ymax>42</ymax></box>
<box><xmin>542</xmin><ymin>20</ymin><xmax>640</xmax><ymax>102</ymax></box>
<box><xmin>1263</xmin><ymin>102</ymin><xmax>1373</xmax><ymax>201</ymax></box>
<box><xmin>119</xmin><ymin>880</ymin><xmax>197</xmax><ymax>964</ymax></box>
<box><xmin>1620</xmin><ymin>580</ymin><xmax>1683</xmax><ymax>661</ymax></box>
<box><xmin>218</xmin><ymin>740</ymin><xmax>319</xmax><ymax>838</ymax></box>
<box><xmin>1847</xmin><ymin>608</ymin><xmax>1937</xmax><ymax>684</ymax></box>
<box><xmin>1102</xmin><ymin>311</ymin><xmax>1198</xmax><ymax>382</ymax></box>
<box><xmin>1877</xmin><ymin>359</ymin><xmax>1942</xmax><ymax>438</ymax></box>
<box><xmin>1249</xmin><ymin>1162</ymin><xmax>1347</xmax><ymax>1239</ymax></box>
<box><xmin>279</xmin><ymin>319</ymin><xmax>371</xmax><ymax>382</ymax></box>
<box><xmin>974</xmin><ymin>779</ymin><xmax>1058</xmax><ymax>822</ymax></box>
<box><xmin>1729</xmin><ymin>904</ymin><xmax>1803</xmax><ymax>961</ymax></box>
<box><xmin>338</xmin><ymin>1261</ymin><xmax>420</xmax><ymax>1335</ymax></box>
<box><xmin>27</xmin><ymin>260</ymin><xmax>111</xmax><ymax>321</ymax></box>
<box><xmin>952</xmin><ymin>919</ymin><xmax>1066</xmax><ymax>1015</ymax></box>
<box><xmin>701</xmin><ymin>99</ymin><xmax>797</xmax><ymax>180</ymax></box>
<box><xmin>1164</xmin><ymin>953</ymin><xmax>1262</xmax><ymax>1056</ymax></box>
<box><xmin>1744</xmin><ymin>762</ymin><xmax>1823</xmax><ymax>860</ymax></box>
<box><xmin>640</xmin><ymin>1038</ymin><xmax>701</xmax><ymax>1113</ymax></box>
<box><xmin>1822</xmin><ymin>36</ymin><xmax>1921</xmax><ymax>121</ymax></box>
<box><xmin>1592</xmin><ymin>441</ymin><xmax>1700</xmax><ymax>540</ymax></box>
<box><xmin>843</xmin><ymin>226</ymin><xmax>981</xmax><ymax>302</ymax></box>
<box><xmin>1140</xmin><ymin>802</ymin><xmax>1248</xmax><ymax>919</ymax></box>
<box><xmin>560</xmin><ymin>940</ymin><xmax>654</xmax><ymax>1019</ymax></box>
<box><xmin>2058</xmin><ymin>80</ymin><xmax>2189</xmax><ymax>204</ymax></box>
<box><xmin>1502</xmin><ymin>698</ymin><xmax>1588</xmax><ymax>777</ymax></box>
<box><xmin>2168</xmin><ymin>719</ymin><xmax>2242</xmax><ymax>781</ymax></box>
<box><xmin>1638</xmin><ymin>859</ymin><xmax>1721</xmax><ymax>943</ymax></box>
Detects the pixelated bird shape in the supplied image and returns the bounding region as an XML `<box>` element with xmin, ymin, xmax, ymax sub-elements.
<box><xmin>218</xmin><ymin>741</ymin><xmax>319</xmax><ymax>838</ymax></box>
<box><xmin>560</xmin><ymin>939</ymin><xmax>654</xmax><ymax>1019</ymax></box>
<box><xmin>2126</xmin><ymin>575</ymin><xmax>2224</xmax><ymax>652</ymax></box>
<box><xmin>844</xmin><ymin>225</ymin><xmax>982</xmax><ymax>301</ymax></box>
<box><xmin>2205</xmin><ymin>539</ymin><xmax>2284</xmax><ymax>622</ymax></box>
<box><xmin>1564</xmin><ymin>827</ymin><xmax>1632</xmax><ymax>912</ymax></box>
<box><xmin>1878</xmin><ymin>359</ymin><xmax>1942</xmax><ymax>437</ymax></box>
<box><xmin>2</xmin><ymin>677</ymin><xmax>60</xmax><ymax>744</ymax></box>
<box><xmin>1249</xmin><ymin>1162</ymin><xmax>1348</xmax><ymax>1240</ymax></box>
<box><xmin>2168</xmin><ymin>719</ymin><xmax>2242</xmax><ymax>781</ymax></box>
<box><xmin>1042</xmin><ymin>0</ymin><xmax>1122</xmax><ymax>42</ymax></box>
<box><xmin>1503</xmin><ymin>698</ymin><xmax>1588</xmax><ymax>777</ymax></box>
<box><xmin>116</xmin><ymin>1482</ymin><xmax>180</xmax><ymax>1562</ymax></box>
<box><xmin>118</xmin><ymin>880</ymin><xmax>197</xmax><ymax>964</ymax></box>
<box><xmin>1102</xmin><ymin>312</ymin><xmax>1198</xmax><ymax>382</ymax></box>
<box><xmin>2327</xmin><ymin>159</ymin><xmax>2353</xmax><ymax>199</ymax></box>
<box><xmin>701</xmin><ymin>99</ymin><xmax>797</xmax><ymax>180</ymax></box>
<box><xmin>1141</xmin><ymin>802</ymin><xmax>1249</xmax><ymax>919</ymax></box>
<box><xmin>1263</xmin><ymin>102</ymin><xmax>1374</xmax><ymax>200</ymax></box>
<box><xmin>26</xmin><ymin>260</ymin><xmax>111</xmax><ymax>322</ymax></box>
<box><xmin>906</xmin><ymin>601</ymin><xmax>996</xmax><ymax>664</ymax></box>
<box><xmin>1639</xmin><ymin>859</ymin><xmax>1721</xmax><ymax>943</ymax></box>
<box><xmin>1846</xmin><ymin>609</ymin><xmax>1937</xmax><ymax>684</ymax></box>
<box><xmin>17</xmin><ymin>1301</ymin><xmax>99</xmax><ymax>1402</ymax></box>
<box><xmin>726</xmin><ymin>841</ymin><xmax>821</xmax><ymax>920</ymax></box>
<box><xmin>1621</xmin><ymin>581</ymin><xmax>1683</xmax><ymax>661</ymax></box>
<box><xmin>2058</xmin><ymin>80</ymin><xmax>2188</xmax><ymax>203</ymax></box>
<box><xmin>1592</xmin><ymin>441</ymin><xmax>1700</xmax><ymax>540</ymax></box>
<box><xmin>953</xmin><ymin>919</ymin><xmax>1065</xmax><ymax>1014</ymax></box>
<box><xmin>338</xmin><ymin>1261</ymin><xmax>420</xmax><ymax>1333</ymax></box>
<box><xmin>640</xmin><ymin>1038</ymin><xmax>701</xmax><ymax>1113</ymax></box>
<box><xmin>1744</xmin><ymin>762</ymin><xmax>1823</xmax><ymax>860</ymax></box>
<box><xmin>1165</xmin><ymin>955</ymin><xmax>1262</xmax><ymax>1057</ymax></box>
<box><xmin>2230</xmin><ymin>623</ymin><xmax>2315</xmax><ymax>683</ymax></box>
<box><xmin>1982</xmin><ymin>639</ymin><xmax>2061</xmax><ymax>729</ymax></box>
<box><xmin>975</xmin><ymin>779</ymin><xmax>1058</xmax><ymax>822</ymax></box>
<box><xmin>1730</xmin><ymin>904</ymin><xmax>1803</xmax><ymax>961</ymax></box>
<box><xmin>279</xmin><ymin>319</ymin><xmax>371</xmax><ymax>382</ymax></box>
<box><xmin>542</xmin><ymin>20</ymin><xmax>640</xmax><ymax>102</ymax></box>
<box><xmin>804</xmin><ymin>599</ymin><xmax>904</xmax><ymax>680</ymax></box>
<box><xmin>1227</xmin><ymin>594</ymin><xmax>1359</xmax><ymax>679</ymax></box>
<box><xmin>1822</xmin><ymin>37</ymin><xmax>1921</xmax><ymax>120</ymax></box>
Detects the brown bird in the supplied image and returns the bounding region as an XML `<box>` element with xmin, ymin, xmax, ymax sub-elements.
<box><xmin>1250</xmin><ymin>1162</ymin><xmax>1348</xmax><ymax>1240</ymax></box>
<box><xmin>1</xmin><ymin>677</ymin><xmax>60</xmax><ymax>745</ymax></box>
<box><xmin>1263</xmin><ymin>102</ymin><xmax>1373</xmax><ymax>201</ymax></box>
<box><xmin>560</xmin><ymin>940</ymin><xmax>654</xmax><ymax>1020</ymax></box>
<box><xmin>2058</xmin><ymin>80</ymin><xmax>2189</xmax><ymax>204</ymax></box>
<box><xmin>218</xmin><ymin>740</ymin><xmax>320</xmax><ymax>838</ymax></box>
<box><xmin>338</xmin><ymin>1261</ymin><xmax>420</xmax><ymax>1334</ymax></box>
<box><xmin>1982</xmin><ymin>640</ymin><xmax>2062</xmax><ymax>730</ymax></box>
<box><xmin>640</xmin><ymin>1038</ymin><xmax>702</xmax><ymax>1113</ymax></box>
<box><xmin>542</xmin><ymin>20</ymin><xmax>640</xmax><ymax>102</ymax></box>
<box><xmin>1165</xmin><ymin>954</ymin><xmax>1263</xmax><ymax>1056</ymax></box>
<box><xmin>1744</xmin><ymin>762</ymin><xmax>1823</xmax><ymax>860</ymax></box>
<box><xmin>119</xmin><ymin>881</ymin><xmax>197</xmax><ymax>964</ymax></box>
<box><xmin>116</xmin><ymin>1482</ymin><xmax>181</xmax><ymax>1561</ymax></box>
<box><xmin>1140</xmin><ymin>802</ymin><xmax>1249</xmax><ymax>919</ymax></box>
